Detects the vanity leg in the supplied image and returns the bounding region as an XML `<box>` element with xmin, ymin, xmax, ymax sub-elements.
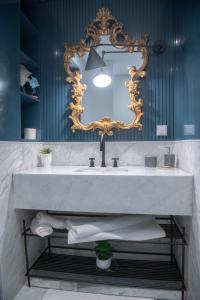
<box><xmin>48</xmin><ymin>236</ymin><xmax>51</xmax><ymax>255</ymax></box>
<box><xmin>181</xmin><ymin>227</ymin><xmax>185</xmax><ymax>300</ymax></box>
<box><xmin>170</xmin><ymin>216</ymin><xmax>174</xmax><ymax>263</ymax></box>
<box><xmin>23</xmin><ymin>220</ymin><xmax>31</xmax><ymax>287</ymax></box>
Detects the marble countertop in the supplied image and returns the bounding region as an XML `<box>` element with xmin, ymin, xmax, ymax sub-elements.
<box><xmin>15</xmin><ymin>165</ymin><xmax>192</xmax><ymax>176</ymax></box>
<box><xmin>13</xmin><ymin>166</ymin><xmax>193</xmax><ymax>216</ymax></box>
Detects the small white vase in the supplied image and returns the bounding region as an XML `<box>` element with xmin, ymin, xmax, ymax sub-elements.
<box><xmin>24</xmin><ymin>128</ymin><xmax>37</xmax><ymax>140</ymax></box>
<box><xmin>96</xmin><ymin>257</ymin><xmax>111</xmax><ymax>270</ymax></box>
<box><xmin>40</xmin><ymin>153</ymin><xmax>52</xmax><ymax>167</ymax></box>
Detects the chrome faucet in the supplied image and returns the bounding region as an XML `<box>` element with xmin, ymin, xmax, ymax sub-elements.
<box><xmin>100</xmin><ymin>135</ymin><xmax>106</xmax><ymax>167</ymax></box>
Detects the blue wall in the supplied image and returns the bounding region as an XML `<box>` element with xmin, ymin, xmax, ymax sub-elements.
<box><xmin>174</xmin><ymin>0</ymin><xmax>200</xmax><ymax>140</ymax></box>
<box><xmin>2</xmin><ymin>0</ymin><xmax>199</xmax><ymax>142</ymax></box>
<box><xmin>26</xmin><ymin>0</ymin><xmax>176</xmax><ymax>142</ymax></box>
<box><xmin>0</xmin><ymin>1</ymin><xmax>20</xmax><ymax>141</ymax></box>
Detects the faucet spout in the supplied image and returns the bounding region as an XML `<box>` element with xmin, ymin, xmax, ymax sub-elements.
<box><xmin>100</xmin><ymin>135</ymin><xmax>106</xmax><ymax>167</ymax></box>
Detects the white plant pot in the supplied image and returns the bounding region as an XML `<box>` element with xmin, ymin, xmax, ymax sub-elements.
<box><xmin>40</xmin><ymin>153</ymin><xmax>52</xmax><ymax>167</ymax></box>
<box><xmin>96</xmin><ymin>257</ymin><xmax>111</xmax><ymax>270</ymax></box>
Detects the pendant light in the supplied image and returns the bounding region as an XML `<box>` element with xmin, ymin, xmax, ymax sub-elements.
<box><xmin>85</xmin><ymin>48</ymin><xmax>106</xmax><ymax>71</ymax></box>
<box><xmin>93</xmin><ymin>73</ymin><xmax>112</xmax><ymax>88</ymax></box>
<box><xmin>85</xmin><ymin>48</ymin><xmax>111</xmax><ymax>88</ymax></box>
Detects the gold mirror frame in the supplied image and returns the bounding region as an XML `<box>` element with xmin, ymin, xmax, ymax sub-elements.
<box><xmin>64</xmin><ymin>8</ymin><xmax>149</xmax><ymax>137</ymax></box>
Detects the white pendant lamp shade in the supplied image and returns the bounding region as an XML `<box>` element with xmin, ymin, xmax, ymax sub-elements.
<box><xmin>93</xmin><ymin>73</ymin><xmax>112</xmax><ymax>88</ymax></box>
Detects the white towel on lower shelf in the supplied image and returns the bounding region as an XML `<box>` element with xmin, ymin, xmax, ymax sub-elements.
<box><xmin>30</xmin><ymin>219</ymin><xmax>53</xmax><ymax>237</ymax></box>
<box><xmin>67</xmin><ymin>217</ymin><xmax>166</xmax><ymax>244</ymax></box>
<box><xmin>66</xmin><ymin>215</ymin><xmax>153</xmax><ymax>240</ymax></box>
<box><xmin>36</xmin><ymin>212</ymin><xmax>66</xmax><ymax>229</ymax></box>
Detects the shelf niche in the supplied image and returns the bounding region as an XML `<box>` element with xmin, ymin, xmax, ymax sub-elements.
<box><xmin>20</xmin><ymin>7</ymin><xmax>40</xmax><ymax>141</ymax></box>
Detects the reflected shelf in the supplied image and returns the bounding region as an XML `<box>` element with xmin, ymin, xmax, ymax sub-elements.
<box><xmin>20</xmin><ymin>12</ymin><xmax>38</xmax><ymax>38</ymax></box>
<box><xmin>20</xmin><ymin>50</ymin><xmax>39</xmax><ymax>70</ymax></box>
<box><xmin>20</xmin><ymin>92</ymin><xmax>40</xmax><ymax>104</ymax></box>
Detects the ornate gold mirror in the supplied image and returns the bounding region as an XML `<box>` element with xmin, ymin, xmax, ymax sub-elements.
<box><xmin>64</xmin><ymin>8</ymin><xmax>149</xmax><ymax>137</ymax></box>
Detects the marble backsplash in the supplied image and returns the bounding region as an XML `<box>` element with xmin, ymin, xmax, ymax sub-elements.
<box><xmin>0</xmin><ymin>140</ymin><xmax>199</xmax><ymax>300</ymax></box>
<box><xmin>44</xmin><ymin>141</ymin><xmax>174</xmax><ymax>167</ymax></box>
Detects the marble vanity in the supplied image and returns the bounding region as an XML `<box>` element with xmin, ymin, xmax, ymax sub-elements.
<box><xmin>13</xmin><ymin>166</ymin><xmax>193</xmax><ymax>215</ymax></box>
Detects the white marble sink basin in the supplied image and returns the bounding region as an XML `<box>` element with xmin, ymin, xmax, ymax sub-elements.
<box><xmin>13</xmin><ymin>166</ymin><xmax>193</xmax><ymax>216</ymax></box>
<box><xmin>75</xmin><ymin>167</ymin><xmax>128</xmax><ymax>173</ymax></box>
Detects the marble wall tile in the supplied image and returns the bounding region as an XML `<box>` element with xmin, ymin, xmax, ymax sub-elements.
<box><xmin>0</xmin><ymin>142</ymin><xmax>44</xmax><ymax>300</ymax></box>
<box><xmin>43</xmin><ymin>142</ymin><xmax>101</xmax><ymax>166</ymax></box>
<box><xmin>44</xmin><ymin>141</ymin><xmax>174</xmax><ymax>167</ymax></box>
<box><xmin>175</xmin><ymin>140</ymin><xmax>200</xmax><ymax>300</ymax></box>
<box><xmin>0</xmin><ymin>143</ymin><xmax>23</xmax><ymax>253</ymax></box>
<box><xmin>0</xmin><ymin>143</ymin><xmax>23</xmax><ymax>300</ymax></box>
<box><xmin>22</xmin><ymin>143</ymin><xmax>43</xmax><ymax>169</ymax></box>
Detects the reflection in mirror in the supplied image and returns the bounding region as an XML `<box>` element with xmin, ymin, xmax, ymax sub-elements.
<box><xmin>71</xmin><ymin>36</ymin><xmax>143</xmax><ymax>125</ymax></box>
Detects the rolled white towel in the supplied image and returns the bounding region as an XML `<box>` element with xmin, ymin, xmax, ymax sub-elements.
<box><xmin>30</xmin><ymin>219</ymin><xmax>53</xmax><ymax>237</ymax></box>
<box><xmin>36</xmin><ymin>212</ymin><xmax>66</xmax><ymax>229</ymax></box>
<box><xmin>68</xmin><ymin>218</ymin><xmax>166</xmax><ymax>244</ymax></box>
<box><xmin>66</xmin><ymin>215</ymin><xmax>153</xmax><ymax>240</ymax></box>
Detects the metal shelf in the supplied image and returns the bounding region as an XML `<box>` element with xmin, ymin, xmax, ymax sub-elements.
<box><xmin>22</xmin><ymin>215</ymin><xmax>186</xmax><ymax>300</ymax></box>
<box><xmin>22</xmin><ymin>217</ymin><xmax>187</xmax><ymax>246</ymax></box>
<box><xmin>29</xmin><ymin>252</ymin><xmax>183</xmax><ymax>291</ymax></box>
<box><xmin>20</xmin><ymin>92</ymin><xmax>40</xmax><ymax>104</ymax></box>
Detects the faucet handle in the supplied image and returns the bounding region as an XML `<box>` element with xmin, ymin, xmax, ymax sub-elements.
<box><xmin>89</xmin><ymin>158</ymin><xmax>95</xmax><ymax>167</ymax></box>
<box><xmin>112</xmin><ymin>158</ymin><xmax>119</xmax><ymax>168</ymax></box>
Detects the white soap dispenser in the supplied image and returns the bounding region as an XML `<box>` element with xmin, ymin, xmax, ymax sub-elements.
<box><xmin>164</xmin><ymin>147</ymin><xmax>175</xmax><ymax>168</ymax></box>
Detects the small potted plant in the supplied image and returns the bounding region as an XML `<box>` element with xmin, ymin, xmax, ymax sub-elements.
<box><xmin>95</xmin><ymin>241</ymin><xmax>113</xmax><ymax>270</ymax></box>
<box><xmin>40</xmin><ymin>148</ymin><xmax>52</xmax><ymax>167</ymax></box>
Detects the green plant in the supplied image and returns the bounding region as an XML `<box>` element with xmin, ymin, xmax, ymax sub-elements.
<box><xmin>95</xmin><ymin>241</ymin><xmax>113</xmax><ymax>260</ymax></box>
<box><xmin>40</xmin><ymin>148</ymin><xmax>52</xmax><ymax>155</ymax></box>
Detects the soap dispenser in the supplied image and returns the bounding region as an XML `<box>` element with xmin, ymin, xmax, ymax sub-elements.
<box><xmin>164</xmin><ymin>147</ymin><xmax>175</xmax><ymax>168</ymax></box>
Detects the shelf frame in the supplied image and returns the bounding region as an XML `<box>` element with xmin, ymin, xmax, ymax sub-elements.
<box><xmin>22</xmin><ymin>214</ymin><xmax>186</xmax><ymax>300</ymax></box>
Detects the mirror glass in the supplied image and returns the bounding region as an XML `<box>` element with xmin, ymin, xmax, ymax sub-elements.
<box><xmin>71</xmin><ymin>36</ymin><xmax>144</xmax><ymax>124</ymax></box>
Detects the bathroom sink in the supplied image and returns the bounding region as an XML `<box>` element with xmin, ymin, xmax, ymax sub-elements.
<box><xmin>75</xmin><ymin>167</ymin><xmax>128</xmax><ymax>173</ymax></box>
<box><xmin>13</xmin><ymin>166</ymin><xmax>193</xmax><ymax>216</ymax></box>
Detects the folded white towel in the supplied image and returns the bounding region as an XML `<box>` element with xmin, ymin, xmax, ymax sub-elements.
<box><xmin>67</xmin><ymin>217</ymin><xmax>166</xmax><ymax>244</ymax></box>
<box><xmin>66</xmin><ymin>215</ymin><xmax>153</xmax><ymax>240</ymax></box>
<box><xmin>30</xmin><ymin>219</ymin><xmax>53</xmax><ymax>237</ymax></box>
<box><xmin>36</xmin><ymin>212</ymin><xmax>66</xmax><ymax>229</ymax></box>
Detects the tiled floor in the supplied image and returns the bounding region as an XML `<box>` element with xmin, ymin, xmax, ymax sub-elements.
<box><xmin>44</xmin><ymin>289</ymin><xmax>154</xmax><ymax>300</ymax></box>
<box><xmin>14</xmin><ymin>286</ymin><xmax>46</xmax><ymax>300</ymax></box>
<box><xmin>14</xmin><ymin>287</ymin><xmax>154</xmax><ymax>300</ymax></box>
<box><xmin>25</xmin><ymin>278</ymin><xmax>181</xmax><ymax>300</ymax></box>
<box><xmin>13</xmin><ymin>279</ymin><xmax>180</xmax><ymax>300</ymax></box>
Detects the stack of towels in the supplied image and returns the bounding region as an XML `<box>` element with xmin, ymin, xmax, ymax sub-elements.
<box><xmin>31</xmin><ymin>212</ymin><xmax>165</xmax><ymax>243</ymax></box>
<box><xmin>31</xmin><ymin>212</ymin><xmax>66</xmax><ymax>237</ymax></box>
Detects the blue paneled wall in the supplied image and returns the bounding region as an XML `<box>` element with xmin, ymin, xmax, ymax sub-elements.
<box><xmin>174</xmin><ymin>0</ymin><xmax>200</xmax><ymax>140</ymax></box>
<box><xmin>1</xmin><ymin>0</ymin><xmax>199</xmax><ymax>141</ymax></box>
<box><xmin>26</xmin><ymin>0</ymin><xmax>176</xmax><ymax>141</ymax></box>
<box><xmin>0</xmin><ymin>1</ymin><xmax>20</xmax><ymax>141</ymax></box>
